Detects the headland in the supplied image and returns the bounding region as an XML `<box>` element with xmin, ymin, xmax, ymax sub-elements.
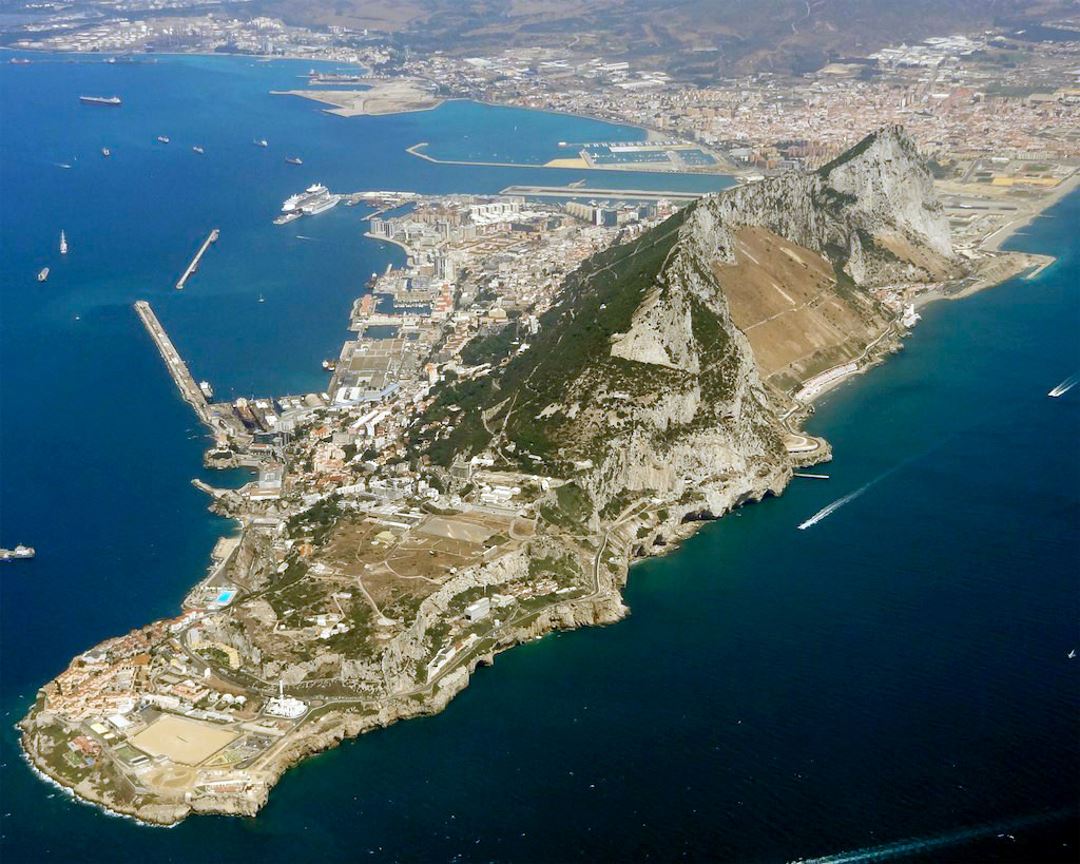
<box><xmin>17</xmin><ymin>127</ymin><xmax>1075</xmax><ymax>826</ymax></box>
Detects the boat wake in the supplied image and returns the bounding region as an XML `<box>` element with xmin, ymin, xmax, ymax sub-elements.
<box><xmin>797</xmin><ymin>484</ymin><xmax>872</xmax><ymax>530</ymax></box>
<box><xmin>1048</xmin><ymin>371</ymin><xmax>1078</xmax><ymax>398</ymax></box>
<box><xmin>789</xmin><ymin>808</ymin><xmax>1071</xmax><ymax>863</ymax></box>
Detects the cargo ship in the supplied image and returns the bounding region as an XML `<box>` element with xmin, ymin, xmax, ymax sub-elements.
<box><xmin>156</xmin><ymin>135</ymin><xmax>170</xmax><ymax>144</ymax></box>
<box><xmin>60</xmin><ymin>230</ymin><xmax>67</xmax><ymax>255</ymax></box>
<box><xmin>285</xmin><ymin>156</ymin><xmax>303</xmax><ymax>165</ymax></box>
<box><xmin>192</xmin><ymin>145</ymin><xmax>205</xmax><ymax>154</ymax></box>
<box><xmin>0</xmin><ymin>545</ymin><xmax>35</xmax><ymax>561</ymax></box>
<box><xmin>80</xmin><ymin>95</ymin><xmax>121</xmax><ymax>106</ymax></box>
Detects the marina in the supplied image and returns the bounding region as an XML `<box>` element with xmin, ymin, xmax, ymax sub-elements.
<box><xmin>175</xmin><ymin>228</ymin><xmax>219</xmax><ymax>290</ymax></box>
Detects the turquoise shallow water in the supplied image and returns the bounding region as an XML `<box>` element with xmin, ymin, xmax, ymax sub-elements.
<box><xmin>1</xmin><ymin>53</ymin><xmax>1078</xmax><ymax>863</ymax></box>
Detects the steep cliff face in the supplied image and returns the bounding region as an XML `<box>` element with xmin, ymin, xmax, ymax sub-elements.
<box><xmin>700</xmin><ymin>125</ymin><xmax>957</xmax><ymax>285</ymax></box>
<box><xmin>421</xmin><ymin>126</ymin><xmax>956</xmax><ymax>520</ymax></box>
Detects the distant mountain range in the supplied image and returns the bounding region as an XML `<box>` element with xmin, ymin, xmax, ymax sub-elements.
<box><xmin>261</xmin><ymin>0</ymin><xmax>1075</xmax><ymax>78</ymax></box>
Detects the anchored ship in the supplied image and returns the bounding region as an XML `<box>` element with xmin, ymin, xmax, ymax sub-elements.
<box><xmin>156</xmin><ymin>135</ymin><xmax>170</xmax><ymax>144</ymax></box>
<box><xmin>285</xmin><ymin>156</ymin><xmax>303</xmax><ymax>165</ymax></box>
<box><xmin>59</xmin><ymin>230</ymin><xmax>68</xmax><ymax>255</ymax></box>
<box><xmin>79</xmin><ymin>95</ymin><xmax>121</xmax><ymax>106</ymax></box>
<box><xmin>192</xmin><ymin>145</ymin><xmax>205</xmax><ymax>155</ymax></box>
<box><xmin>0</xmin><ymin>545</ymin><xmax>35</xmax><ymax>561</ymax></box>
<box><xmin>37</xmin><ymin>267</ymin><xmax>49</xmax><ymax>283</ymax></box>
<box><xmin>253</xmin><ymin>138</ymin><xmax>268</xmax><ymax>148</ymax></box>
<box><xmin>101</xmin><ymin>147</ymin><xmax>111</xmax><ymax>157</ymax></box>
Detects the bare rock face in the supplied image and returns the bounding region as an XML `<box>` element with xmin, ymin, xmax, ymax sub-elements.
<box><xmin>697</xmin><ymin>125</ymin><xmax>956</xmax><ymax>285</ymax></box>
<box><xmin>546</xmin><ymin>126</ymin><xmax>955</xmax><ymax>520</ymax></box>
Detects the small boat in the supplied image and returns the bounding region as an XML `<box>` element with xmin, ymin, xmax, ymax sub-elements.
<box><xmin>101</xmin><ymin>147</ymin><xmax>111</xmax><ymax>157</ymax></box>
<box><xmin>56</xmin><ymin>162</ymin><xmax>72</xmax><ymax>170</ymax></box>
<box><xmin>1069</xmin><ymin>649</ymin><xmax>1077</xmax><ymax>659</ymax></box>
<box><xmin>253</xmin><ymin>138</ymin><xmax>268</xmax><ymax>148</ymax></box>
<box><xmin>156</xmin><ymin>135</ymin><xmax>170</xmax><ymax>144</ymax></box>
<box><xmin>285</xmin><ymin>156</ymin><xmax>303</xmax><ymax>165</ymax></box>
<box><xmin>322</xmin><ymin>359</ymin><xmax>337</xmax><ymax>371</ymax></box>
<box><xmin>9</xmin><ymin>57</ymin><xmax>31</xmax><ymax>65</ymax></box>
<box><xmin>273</xmin><ymin>212</ymin><xmax>302</xmax><ymax>225</ymax></box>
<box><xmin>0</xmin><ymin>545</ymin><xmax>35</xmax><ymax>561</ymax></box>
<box><xmin>79</xmin><ymin>95</ymin><xmax>121</xmax><ymax>106</ymax></box>
<box><xmin>258</xmin><ymin>294</ymin><xmax>266</xmax><ymax>303</ymax></box>
<box><xmin>192</xmin><ymin>145</ymin><xmax>205</xmax><ymax>155</ymax></box>
<box><xmin>37</xmin><ymin>267</ymin><xmax>49</xmax><ymax>283</ymax></box>
<box><xmin>60</xmin><ymin>230</ymin><xmax>68</xmax><ymax>255</ymax></box>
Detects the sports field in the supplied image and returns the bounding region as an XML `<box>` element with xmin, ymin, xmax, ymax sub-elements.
<box><xmin>131</xmin><ymin>715</ymin><xmax>238</xmax><ymax>766</ymax></box>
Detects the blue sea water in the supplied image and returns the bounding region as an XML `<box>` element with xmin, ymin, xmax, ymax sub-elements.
<box><xmin>1</xmin><ymin>53</ymin><xmax>1077</xmax><ymax>863</ymax></box>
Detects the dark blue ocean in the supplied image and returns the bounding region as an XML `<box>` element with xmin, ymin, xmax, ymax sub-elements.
<box><xmin>1</xmin><ymin>53</ymin><xmax>1077</xmax><ymax>863</ymax></box>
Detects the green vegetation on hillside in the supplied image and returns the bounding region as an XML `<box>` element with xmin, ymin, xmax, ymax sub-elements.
<box><xmin>412</xmin><ymin>207</ymin><xmax>693</xmax><ymax>471</ymax></box>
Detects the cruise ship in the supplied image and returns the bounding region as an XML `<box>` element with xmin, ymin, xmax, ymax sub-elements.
<box><xmin>279</xmin><ymin>183</ymin><xmax>340</xmax><ymax>219</ymax></box>
<box><xmin>80</xmin><ymin>95</ymin><xmax>121</xmax><ymax>106</ymax></box>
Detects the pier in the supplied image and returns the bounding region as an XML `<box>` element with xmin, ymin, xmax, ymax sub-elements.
<box><xmin>175</xmin><ymin>228</ymin><xmax>220</xmax><ymax>290</ymax></box>
<box><xmin>134</xmin><ymin>300</ymin><xmax>217</xmax><ymax>430</ymax></box>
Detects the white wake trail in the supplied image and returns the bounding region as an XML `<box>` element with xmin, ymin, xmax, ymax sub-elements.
<box><xmin>797</xmin><ymin>484</ymin><xmax>871</xmax><ymax>530</ymax></box>
<box><xmin>1048</xmin><ymin>371</ymin><xmax>1078</xmax><ymax>397</ymax></box>
<box><xmin>789</xmin><ymin>808</ymin><xmax>1071</xmax><ymax>864</ymax></box>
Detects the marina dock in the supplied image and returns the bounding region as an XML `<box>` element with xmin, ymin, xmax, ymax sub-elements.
<box><xmin>175</xmin><ymin>228</ymin><xmax>219</xmax><ymax>290</ymax></box>
<box><xmin>134</xmin><ymin>300</ymin><xmax>216</xmax><ymax>429</ymax></box>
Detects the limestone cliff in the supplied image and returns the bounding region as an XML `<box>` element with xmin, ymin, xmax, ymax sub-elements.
<box><xmin>421</xmin><ymin>126</ymin><xmax>960</xmax><ymax>524</ymax></box>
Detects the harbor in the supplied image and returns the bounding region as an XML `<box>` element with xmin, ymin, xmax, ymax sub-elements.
<box><xmin>175</xmin><ymin>228</ymin><xmax>219</xmax><ymax>290</ymax></box>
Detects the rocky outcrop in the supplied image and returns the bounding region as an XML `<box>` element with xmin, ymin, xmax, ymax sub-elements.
<box><xmin>695</xmin><ymin>125</ymin><xmax>957</xmax><ymax>285</ymax></box>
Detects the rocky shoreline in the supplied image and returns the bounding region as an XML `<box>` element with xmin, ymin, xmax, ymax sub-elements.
<box><xmin>21</xmin><ymin>128</ymin><xmax>1073</xmax><ymax>826</ymax></box>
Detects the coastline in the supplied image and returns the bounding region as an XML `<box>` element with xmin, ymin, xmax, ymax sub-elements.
<box><xmin>978</xmin><ymin>171</ymin><xmax>1079</xmax><ymax>253</ymax></box>
<box><xmin>10</xmin><ymin>62</ymin><xmax>1076</xmax><ymax>825</ymax></box>
<box><xmin>20</xmin><ymin>185</ymin><xmax>1077</xmax><ymax>829</ymax></box>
